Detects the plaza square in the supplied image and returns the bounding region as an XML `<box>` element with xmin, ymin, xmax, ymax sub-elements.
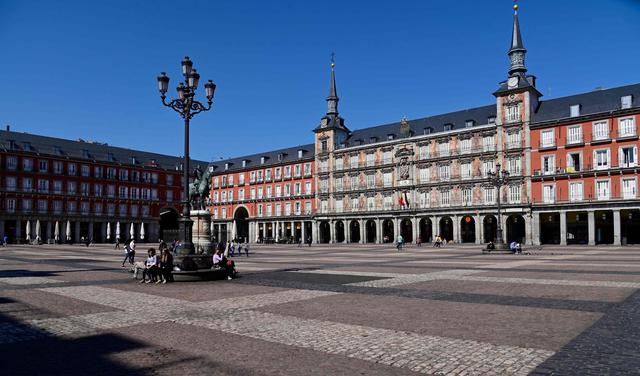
<box><xmin>1</xmin><ymin>243</ymin><xmax>640</xmax><ymax>375</ymax></box>
<box><xmin>1</xmin><ymin>1</ymin><xmax>640</xmax><ymax>375</ymax></box>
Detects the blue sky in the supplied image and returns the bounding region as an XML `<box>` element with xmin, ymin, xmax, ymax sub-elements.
<box><xmin>0</xmin><ymin>0</ymin><xmax>638</xmax><ymax>162</ymax></box>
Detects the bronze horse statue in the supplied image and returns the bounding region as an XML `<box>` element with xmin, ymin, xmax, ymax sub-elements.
<box><xmin>189</xmin><ymin>166</ymin><xmax>213</xmax><ymax>210</ymax></box>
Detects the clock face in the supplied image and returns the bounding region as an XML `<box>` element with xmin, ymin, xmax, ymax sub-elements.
<box><xmin>508</xmin><ymin>77</ymin><xmax>518</xmax><ymax>88</ymax></box>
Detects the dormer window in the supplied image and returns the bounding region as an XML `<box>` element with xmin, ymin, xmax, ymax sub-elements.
<box><xmin>107</xmin><ymin>153</ymin><xmax>115</xmax><ymax>162</ymax></box>
<box><xmin>131</xmin><ymin>156</ymin><xmax>137</xmax><ymax>164</ymax></box>
<box><xmin>23</xmin><ymin>142</ymin><xmax>32</xmax><ymax>151</ymax></box>
<box><xmin>260</xmin><ymin>156</ymin><xmax>266</xmax><ymax>164</ymax></box>
<box><xmin>224</xmin><ymin>163</ymin><xmax>230</xmax><ymax>170</ymax></box>
<box><xmin>242</xmin><ymin>160</ymin><xmax>247</xmax><ymax>167</ymax></box>
<box><xmin>622</xmin><ymin>95</ymin><xmax>633</xmax><ymax>109</ymax></box>
<box><xmin>357</xmin><ymin>139</ymin><xmax>364</xmax><ymax>145</ymax></box>
<box><xmin>369</xmin><ymin>136</ymin><xmax>378</xmax><ymax>143</ymax></box>
<box><xmin>278</xmin><ymin>153</ymin><xmax>283</xmax><ymax>162</ymax></box>
<box><xmin>488</xmin><ymin>116</ymin><xmax>496</xmax><ymax>125</ymax></box>
<box><xmin>570</xmin><ymin>104</ymin><xmax>581</xmax><ymax>117</ymax></box>
<box><xmin>54</xmin><ymin>146</ymin><xmax>64</xmax><ymax>155</ymax></box>
<box><xmin>387</xmin><ymin>134</ymin><xmax>395</xmax><ymax>141</ymax></box>
<box><xmin>443</xmin><ymin>123</ymin><xmax>453</xmax><ymax>131</ymax></box>
<box><xmin>465</xmin><ymin>120</ymin><xmax>475</xmax><ymax>128</ymax></box>
<box><xmin>297</xmin><ymin>149</ymin><xmax>303</xmax><ymax>158</ymax></box>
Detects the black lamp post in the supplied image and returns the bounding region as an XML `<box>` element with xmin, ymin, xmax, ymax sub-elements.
<box><xmin>487</xmin><ymin>163</ymin><xmax>510</xmax><ymax>250</ymax></box>
<box><xmin>157</xmin><ymin>57</ymin><xmax>216</xmax><ymax>254</ymax></box>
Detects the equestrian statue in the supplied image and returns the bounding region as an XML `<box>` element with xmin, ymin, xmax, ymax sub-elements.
<box><xmin>189</xmin><ymin>166</ymin><xmax>213</xmax><ymax>210</ymax></box>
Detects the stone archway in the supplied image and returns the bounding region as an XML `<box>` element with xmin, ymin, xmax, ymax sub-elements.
<box><xmin>622</xmin><ymin>210</ymin><xmax>640</xmax><ymax>245</ymax></box>
<box><xmin>349</xmin><ymin>220</ymin><xmax>361</xmax><ymax>243</ymax></box>
<box><xmin>233</xmin><ymin>206</ymin><xmax>249</xmax><ymax>243</ymax></box>
<box><xmin>335</xmin><ymin>220</ymin><xmax>345</xmax><ymax>243</ymax></box>
<box><xmin>595</xmin><ymin>210</ymin><xmax>614</xmax><ymax>244</ymax></box>
<box><xmin>483</xmin><ymin>215</ymin><xmax>497</xmax><ymax>243</ymax></box>
<box><xmin>540</xmin><ymin>213</ymin><xmax>560</xmax><ymax>244</ymax></box>
<box><xmin>419</xmin><ymin>217</ymin><xmax>432</xmax><ymax>243</ymax></box>
<box><xmin>506</xmin><ymin>214</ymin><xmax>526</xmax><ymax>243</ymax></box>
<box><xmin>439</xmin><ymin>216</ymin><xmax>453</xmax><ymax>242</ymax></box>
<box><xmin>400</xmin><ymin>218</ymin><xmax>413</xmax><ymax>243</ymax></box>
<box><xmin>366</xmin><ymin>220</ymin><xmax>377</xmax><ymax>243</ymax></box>
<box><xmin>460</xmin><ymin>215</ymin><xmax>475</xmax><ymax>243</ymax></box>
<box><xmin>382</xmin><ymin>219</ymin><xmax>394</xmax><ymax>243</ymax></box>
<box><xmin>319</xmin><ymin>221</ymin><xmax>331</xmax><ymax>244</ymax></box>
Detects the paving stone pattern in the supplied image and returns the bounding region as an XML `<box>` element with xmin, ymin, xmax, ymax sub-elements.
<box><xmin>1</xmin><ymin>243</ymin><xmax>640</xmax><ymax>375</ymax></box>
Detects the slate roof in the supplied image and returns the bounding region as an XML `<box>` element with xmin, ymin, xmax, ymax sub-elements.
<box><xmin>208</xmin><ymin>144</ymin><xmax>315</xmax><ymax>174</ymax></box>
<box><xmin>0</xmin><ymin>130</ymin><xmax>208</xmax><ymax>171</ymax></box>
<box><xmin>532</xmin><ymin>83</ymin><xmax>640</xmax><ymax>123</ymax></box>
<box><xmin>343</xmin><ymin>104</ymin><xmax>497</xmax><ymax>147</ymax></box>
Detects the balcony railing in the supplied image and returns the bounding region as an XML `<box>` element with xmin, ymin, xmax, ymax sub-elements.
<box><xmin>533</xmin><ymin>163</ymin><xmax>637</xmax><ymax>176</ymax></box>
<box><xmin>532</xmin><ymin>193</ymin><xmax>637</xmax><ymax>205</ymax></box>
<box><xmin>566</xmin><ymin>135</ymin><xmax>584</xmax><ymax>145</ymax></box>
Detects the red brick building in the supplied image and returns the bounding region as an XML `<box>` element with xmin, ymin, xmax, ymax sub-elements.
<box><xmin>530</xmin><ymin>94</ymin><xmax>640</xmax><ymax>245</ymax></box>
<box><xmin>0</xmin><ymin>128</ymin><xmax>207</xmax><ymax>244</ymax></box>
<box><xmin>207</xmin><ymin>145</ymin><xmax>315</xmax><ymax>243</ymax></box>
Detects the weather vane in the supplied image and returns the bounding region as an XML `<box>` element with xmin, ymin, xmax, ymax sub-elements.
<box><xmin>330</xmin><ymin>52</ymin><xmax>335</xmax><ymax>68</ymax></box>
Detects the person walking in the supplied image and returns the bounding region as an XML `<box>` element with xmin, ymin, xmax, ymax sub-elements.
<box><xmin>2</xmin><ymin>235</ymin><xmax>8</xmax><ymax>247</ymax></box>
<box><xmin>396</xmin><ymin>235</ymin><xmax>404</xmax><ymax>251</ymax></box>
<box><xmin>115</xmin><ymin>238</ymin><xmax>120</xmax><ymax>250</ymax></box>
<box><xmin>129</xmin><ymin>240</ymin><xmax>136</xmax><ymax>264</ymax></box>
<box><xmin>159</xmin><ymin>248</ymin><xmax>174</xmax><ymax>283</ymax></box>
<box><xmin>416</xmin><ymin>237</ymin><xmax>422</xmax><ymax>247</ymax></box>
<box><xmin>307</xmin><ymin>236</ymin><xmax>312</xmax><ymax>247</ymax></box>
<box><xmin>121</xmin><ymin>241</ymin><xmax>131</xmax><ymax>267</ymax></box>
<box><xmin>244</xmin><ymin>243</ymin><xmax>249</xmax><ymax>257</ymax></box>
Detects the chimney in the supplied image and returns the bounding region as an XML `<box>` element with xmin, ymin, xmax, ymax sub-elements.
<box><xmin>6</xmin><ymin>125</ymin><xmax>10</xmax><ymax>131</ymax></box>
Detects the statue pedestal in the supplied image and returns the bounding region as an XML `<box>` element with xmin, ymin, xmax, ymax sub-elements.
<box><xmin>191</xmin><ymin>210</ymin><xmax>213</xmax><ymax>255</ymax></box>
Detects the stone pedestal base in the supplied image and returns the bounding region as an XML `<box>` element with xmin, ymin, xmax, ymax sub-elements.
<box><xmin>191</xmin><ymin>210</ymin><xmax>213</xmax><ymax>255</ymax></box>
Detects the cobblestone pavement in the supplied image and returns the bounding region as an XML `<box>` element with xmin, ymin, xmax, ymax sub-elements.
<box><xmin>1</xmin><ymin>243</ymin><xmax>640</xmax><ymax>375</ymax></box>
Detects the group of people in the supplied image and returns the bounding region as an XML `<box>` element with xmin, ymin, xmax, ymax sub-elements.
<box><xmin>223</xmin><ymin>240</ymin><xmax>249</xmax><ymax>257</ymax></box>
<box><xmin>433</xmin><ymin>235</ymin><xmax>446</xmax><ymax>248</ymax></box>
<box><xmin>213</xmin><ymin>249</ymin><xmax>236</xmax><ymax>280</ymax></box>
<box><xmin>139</xmin><ymin>246</ymin><xmax>174</xmax><ymax>284</ymax></box>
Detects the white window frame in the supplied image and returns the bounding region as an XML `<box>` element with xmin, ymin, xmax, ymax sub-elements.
<box><xmin>542</xmin><ymin>184</ymin><xmax>555</xmax><ymax>204</ymax></box>
<box><xmin>541</xmin><ymin>129</ymin><xmax>555</xmax><ymax>148</ymax></box>
<box><xmin>618</xmin><ymin>117</ymin><xmax>636</xmax><ymax>138</ymax></box>
<box><xmin>622</xmin><ymin>178</ymin><xmax>637</xmax><ymax>199</ymax></box>
<box><xmin>592</xmin><ymin>120</ymin><xmax>609</xmax><ymax>141</ymax></box>
<box><xmin>567</xmin><ymin>125</ymin><xmax>582</xmax><ymax>144</ymax></box>
<box><xmin>593</xmin><ymin>149</ymin><xmax>610</xmax><ymax>170</ymax></box>
<box><xmin>569</xmin><ymin>182</ymin><xmax>583</xmax><ymax>202</ymax></box>
<box><xmin>596</xmin><ymin>179</ymin><xmax>610</xmax><ymax>201</ymax></box>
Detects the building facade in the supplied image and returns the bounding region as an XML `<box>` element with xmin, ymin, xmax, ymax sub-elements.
<box><xmin>0</xmin><ymin>129</ymin><xmax>206</xmax><ymax>244</ymax></box>
<box><xmin>207</xmin><ymin>6</ymin><xmax>639</xmax><ymax>246</ymax></box>
<box><xmin>530</xmin><ymin>92</ymin><xmax>640</xmax><ymax>245</ymax></box>
<box><xmin>207</xmin><ymin>146</ymin><xmax>316</xmax><ymax>243</ymax></box>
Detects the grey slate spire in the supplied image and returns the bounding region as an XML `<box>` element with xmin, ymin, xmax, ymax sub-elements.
<box><xmin>314</xmin><ymin>55</ymin><xmax>348</xmax><ymax>133</ymax></box>
<box><xmin>326</xmin><ymin>59</ymin><xmax>339</xmax><ymax>115</ymax></box>
<box><xmin>508</xmin><ymin>4</ymin><xmax>527</xmax><ymax>76</ymax></box>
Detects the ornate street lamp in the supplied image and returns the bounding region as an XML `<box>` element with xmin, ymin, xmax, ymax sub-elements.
<box><xmin>487</xmin><ymin>163</ymin><xmax>510</xmax><ymax>250</ymax></box>
<box><xmin>157</xmin><ymin>57</ymin><xmax>216</xmax><ymax>254</ymax></box>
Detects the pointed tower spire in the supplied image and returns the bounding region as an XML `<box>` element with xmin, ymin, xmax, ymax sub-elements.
<box><xmin>508</xmin><ymin>1</ymin><xmax>527</xmax><ymax>76</ymax></box>
<box><xmin>327</xmin><ymin>53</ymin><xmax>339</xmax><ymax>115</ymax></box>
<box><xmin>314</xmin><ymin>53</ymin><xmax>348</xmax><ymax>134</ymax></box>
